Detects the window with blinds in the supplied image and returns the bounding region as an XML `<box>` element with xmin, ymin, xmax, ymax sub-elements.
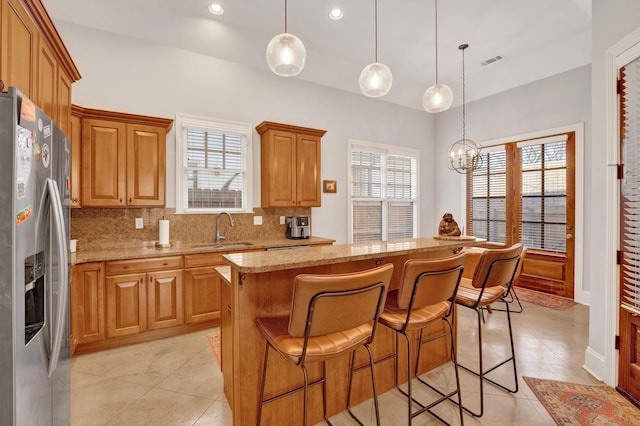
<box><xmin>175</xmin><ymin>115</ymin><xmax>251</xmax><ymax>213</ymax></box>
<box><xmin>350</xmin><ymin>143</ymin><xmax>417</xmax><ymax>243</ymax></box>
<box><xmin>519</xmin><ymin>138</ymin><xmax>567</xmax><ymax>251</ymax></box>
<box><xmin>469</xmin><ymin>149</ymin><xmax>507</xmax><ymax>243</ymax></box>
<box><xmin>621</xmin><ymin>59</ymin><xmax>640</xmax><ymax>314</ymax></box>
<box><xmin>466</xmin><ymin>135</ymin><xmax>569</xmax><ymax>251</ymax></box>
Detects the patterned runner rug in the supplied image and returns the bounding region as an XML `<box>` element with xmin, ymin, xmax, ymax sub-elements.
<box><xmin>205</xmin><ymin>329</ymin><xmax>221</xmax><ymax>368</ymax></box>
<box><xmin>524</xmin><ymin>377</ymin><xmax>640</xmax><ymax>425</ymax></box>
<box><xmin>515</xmin><ymin>287</ymin><xmax>577</xmax><ymax>311</ymax></box>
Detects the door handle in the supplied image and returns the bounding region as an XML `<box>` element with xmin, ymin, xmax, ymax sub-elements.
<box><xmin>566</xmin><ymin>234</ymin><xmax>573</xmax><ymax>240</ymax></box>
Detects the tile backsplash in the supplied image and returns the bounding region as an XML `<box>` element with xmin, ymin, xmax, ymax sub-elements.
<box><xmin>71</xmin><ymin>207</ymin><xmax>312</xmax><ymax>251</ymax></box>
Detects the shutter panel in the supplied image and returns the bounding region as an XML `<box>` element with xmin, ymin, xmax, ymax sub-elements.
<box><xmin>621</xmin><ymin>60</ymin><xmax>640</xmax><ymax>314</ymax></box>
<box><xmin>469</xmin><ymin>149</ymin><xmax>507</xmax><ymax>242</ymax></box>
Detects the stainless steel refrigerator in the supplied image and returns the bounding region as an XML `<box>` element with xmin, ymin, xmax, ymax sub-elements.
<box><xmin>0</xmin><ymin>87</ymin><xmax>71</xmax><ymax>425</ymax></box>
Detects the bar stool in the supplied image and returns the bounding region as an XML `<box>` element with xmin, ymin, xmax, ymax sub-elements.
<box><xmin>255</xmin><ymin>263</ymin><xmax>394</xmax><ymax>426</ymax></box>
<box><xmin>377</xmin><ymin>253</ymin><xmax>467</xmax><ymax>425</ymax></box>
<box><xmin>455</xmin><ymin>243</ymin><xmax>523</xmax><ymax>417</ymax></box>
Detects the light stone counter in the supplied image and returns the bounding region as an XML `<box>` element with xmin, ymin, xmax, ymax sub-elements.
<box><xmin>223</xmin><ymin>236</ymin><xmax>486</xmax><ymax>273</ymax></box>
<box><xmin>71</xmin><ymin>236</ymin><xmax>335</xmax><ymax>264</ymax></box>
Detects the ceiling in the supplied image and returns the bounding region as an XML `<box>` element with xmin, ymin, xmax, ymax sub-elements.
<box><xmin>44</xmin><ymin>0</ymin><xmax>592</xmax><ymax>111</ymax></box>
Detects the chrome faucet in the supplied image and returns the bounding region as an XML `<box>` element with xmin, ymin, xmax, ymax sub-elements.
<box><xmin>215</xmin><ymin>212</ymin><xmax>234</xmax><ymax>243</ymax></box>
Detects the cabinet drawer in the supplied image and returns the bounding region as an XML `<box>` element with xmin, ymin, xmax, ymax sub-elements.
<box><xmin>106</xmin><ymin>256</ymin><xmax>183</xmax><ymax>275</ymax></box>
<box><xmin>184</xmin><ymin>253</ymin><xmax>225</xmax><ymax>268</ymax></box>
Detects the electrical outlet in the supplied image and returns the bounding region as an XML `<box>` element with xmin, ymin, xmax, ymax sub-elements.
<box><xmin>280</xmin><ymin>216</ymin><xmax>286</xmax><ymax>225</ymax></box>
<box><xmin>135</xmin><ymin>218</ymin><xmax>143</xmax><ymax>229</ymax></box>
<box><xmin>253</xmin><ymin>216</ymin><xmax>263</xmax><ymax>225</ymax></box>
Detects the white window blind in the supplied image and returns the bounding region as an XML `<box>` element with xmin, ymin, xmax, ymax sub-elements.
<box><xmin>175</xmin><ymin>114</ymin><xmax>252</xmax><ymax>213</ymax></box>
<box><xmin>518</xmin><ymin>136</ymin><xmax>567</xmax><ymax>251</ymax></box>
<box><xmin>621</xmin><ymin>58</ymin><xmax>640</xmax><ymax>314</ymax></box>
<box><xmin>469</xmin><ymin>148</ymin><xmax>507</xmax><ymax>243</ymax></box>
<box><xmin>350</xmin><ymin>143</ymin><xmax>417</xmax><ymax>243</ymax></box>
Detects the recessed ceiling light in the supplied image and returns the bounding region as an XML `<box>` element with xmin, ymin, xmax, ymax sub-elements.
<box><xmin>209</xmin><ymin>3</ymin><xmax>224</xmax><ymax>15</ymax></box>
<box><xmin>329</xmin><ymin>8</ymin><xmax>343</xmax><ymax>20</ymax></box>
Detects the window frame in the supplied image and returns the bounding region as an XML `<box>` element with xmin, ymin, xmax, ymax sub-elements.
<box><xmin>348</xmin><ymin>139</ymin><xmax>419</xmax><ymax>243</ymax></box>
<box><xmin>175</xmin><ymin>113</ymin><xmax>253</xmax><ymax>214</ymax></box>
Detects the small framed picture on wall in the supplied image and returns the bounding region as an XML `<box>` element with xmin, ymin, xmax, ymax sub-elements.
<box><xmin>323</xmin><ymin>180</ymin><xmax>337</xmax><ymax>193</ymax></box>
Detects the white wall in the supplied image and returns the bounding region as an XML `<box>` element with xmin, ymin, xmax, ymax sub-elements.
<box><xmin>434</xmin><ymin>65</ymin><xmax>591</xmax><ymax>222</ymax></box>
<box><xmin>589</xmin><ymin>0</ymin><xmax>640</xmax><ymax>383</ymax></box>
<box><xmin>56</xmin><ymin>21</ymin><xmax>437</xmax><ymax>244</ymax></box>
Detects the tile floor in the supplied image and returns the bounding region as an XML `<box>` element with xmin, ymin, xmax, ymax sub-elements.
<box><xmin>71</xmin><ymin>298</ymin><xmax>598</xmax><ymax>425</ymax></box>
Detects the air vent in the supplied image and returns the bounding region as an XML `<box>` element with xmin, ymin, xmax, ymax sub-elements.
<box><xmin>480</xmin><ymin>55</ymin><xmax>503</xmax><ymax>66</ymax></box>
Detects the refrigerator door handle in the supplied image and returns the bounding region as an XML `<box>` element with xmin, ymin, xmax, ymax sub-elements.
<box><xmin>46</xmin><ymin>178</ymin><xmax>69</xmax><ymax>378</ymax></box>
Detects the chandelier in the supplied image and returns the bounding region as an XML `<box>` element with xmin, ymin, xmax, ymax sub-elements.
<box><xmin>448</xmin><ymin>43</ymin><xmax>482</xmax><ymax>173</ymax></box>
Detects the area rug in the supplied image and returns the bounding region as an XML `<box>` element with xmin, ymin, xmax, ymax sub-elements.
<box><xmin>515</xmin><ymin>287</ymin><xmax>578</xmax><ymax>311</ymax></box>
<box><xmin>524</xmin><ymin>377</ymin><xmax>640</xmax><ymax>425</ymax></box>
<box><xmin>205</xmin><ymin>329</ymin><xmax>221</xmax><ymax>368</ymax></box>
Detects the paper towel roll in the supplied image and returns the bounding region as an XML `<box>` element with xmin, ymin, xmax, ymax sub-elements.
<box><xmin>159</xmin><ymin>220</ymin><xmax>170</xmax><ymax>245</ymax></box>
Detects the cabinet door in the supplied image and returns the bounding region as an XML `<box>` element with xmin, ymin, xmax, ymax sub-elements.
<box><xmin>261</xmin><ymin>130</ymin><xmax>296</xmax><ymax>207</ymax></box>
<box><xmin>82</xmin><ymin>119</ymin><xmax>126</xmax><ymax>207</ymax></box>
<box><xmin>69</xmin><ymin>113</ymin><xmax>81</xmax><ymax>207</ymax></box>
<box><xmin>106</xmin><ymin>273</ymin><xmax>146</xmax><ymax>337</ymax></box>
<box><xmin>56</xmin><ymin>67</ymin><xmax>72</xmax><ymax>137</ymax></box>
<box><xmin>296</xmin><ymin>134</ymin><xmax>321</xmax><ymax>207</ymax></box>
<box><xmin>36</xmin><ymin>36</ymin><xmax>56</xmax><ymax>121</ymax></box>
<box><xmin>147</xmin><ymin>270</ymin><xmax>183</xmax><ymax>330</ymax></box>
<box><xmin>1</xmin><ymin>0</ymin><xmax>37</xmax><ymax>99</ymax></box>
<box><xmin>184</xmin><ymin>267</ymin><xmax>220</xmax><ymax>324</ymax></box>
<box><xmin>127</xmin><ymin>124</ymin><xmax>166</xmax><ymax>206</ymax></box>
<box><xmin>71</xmin><ymin>262</ymin><xmax>105</xmax><ymax>350</ymax></box>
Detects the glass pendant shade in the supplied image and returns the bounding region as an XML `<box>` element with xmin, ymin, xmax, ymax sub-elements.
<box><xmin>266</xmin><ymin>32</ymin><xmax>306</xmax><ymax>77</ymax></box>
<box><xmin>422</xmin><ymin>83</ymin><xmax>453</xmax><ymax>113</ymax></box>
<box><xmin>359</xmin><ymin>62</ymin><xmax>393</xmax><ymax>97</ymax></box>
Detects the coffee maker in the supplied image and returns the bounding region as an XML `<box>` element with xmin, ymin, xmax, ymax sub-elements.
<box><xmin>286</xmin><ymin>216</ymin><xmax>310</xmax><ymax>239</ymax></box>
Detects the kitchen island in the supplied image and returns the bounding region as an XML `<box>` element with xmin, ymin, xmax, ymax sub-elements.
<box><xmin>219</xmin><ymin>236</ymin><xmax>485</xmax><ymax>425</ymax></box>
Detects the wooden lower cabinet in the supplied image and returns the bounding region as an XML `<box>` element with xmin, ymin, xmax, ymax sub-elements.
<box><xmin>106</xmin><ymin>272</ymin><xmax>147</xmax><ymax>338</ymax></box>
<box><xmin>184</xmin><ymin>266</ymin><xmax>220</xmax><ymax>324</ymax></box>
<box><xmin>71</xmin><ymin>262</ymin><xmax>105</xmax><ymax>352</ymax></box>
<box><xmin>147</xmin><ymin>269</ymin><xmax>183</xmax><ymax>330</ymax></box>
<box><xmin>220</xmin><ymin>274</ymin><xmax>233</xmax><ymax>406</ymax></box>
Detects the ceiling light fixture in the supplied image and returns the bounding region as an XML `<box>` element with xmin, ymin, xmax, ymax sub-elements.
<box><xmin>208</xmin><ymin>3</ymin><xmax>224</xmax><ymax>16</ymax></box>
<box><xmin>448</xmin><ymin>44</ymin><xmax>482</xmax><ymax>174</ymax></box>
<box><xmin>422</xmin><ymin>0</ymin><xmax>452</xmax><ymax>113</ymax></box>
<box><xmin>359</xmin><ymin>0</ymin><xmax>392</xmax><ymax>97</ymax></box>
<box><xmin>329</xmin><ymin>8</ymin><xmax>343</xmax><ymax>20</ymax></box>
<box><xmin>266</xmin><ymin>0</ymin><xmax>306</xmax><ymax>77</ymax></box>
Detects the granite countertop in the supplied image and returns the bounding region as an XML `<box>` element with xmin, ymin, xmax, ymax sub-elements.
<box><xmin>71</xmin><ymin>236</ymin><xmax>335</xmax><ymax>264</ymax></box>
<box><xmin>223</xmin><ymin>236</ymin><xmax>486</xmax><ymax>273</ymax></box>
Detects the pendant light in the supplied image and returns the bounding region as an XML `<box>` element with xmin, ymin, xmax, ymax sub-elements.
<box><xmin>422</xmin><ymin>0</ymin><xmax>453</xmax><ymax>113</ymax></box>
<box><xmin>448</xmin><ymin>44</ymin><xmax>482</xmax><ymax>174</ymax></box>
<box><xmin>266</xmin><ymin>0</ymin><xmax>306</xmax><ymax>77</ymax></box>
<box><xmin>359</xmin><ymin>0</ymin><xmax>393</xmax><ymax>97</ymax></box>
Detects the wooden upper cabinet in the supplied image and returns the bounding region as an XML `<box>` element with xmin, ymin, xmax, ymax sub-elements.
<box><xmin>127</xmin><ymin>124</ymin><xmax>166</xmax><ymax>207</ymax></box>
<box><xmin>36</xmin><ymin>34</ymin><xmax>55</xmax><ymax>119</ymax></box>
<box><xmin>1</xmin><ymin>0</ymin><xmax>80</xmax><ymax>125</ymax></box>
<box><xmin>77</xmin><ymin>107</ymin><xmax>173</xmax><ymax>207</ymax></box>
<box><xmin>1</xmin><ymin>0</ymin><xmax>38</xmax><ymax>98</ymax></box>
<box><xmin>69</xmin><ymin>107</ymin><xmax>82</xmax><ymax>207</ymax></box>
<box><xmin>256</xmin><ymin>121</ymin><xmax>326</xmax><ymax>208</ymax></box>
<box><xmin>82</xmin><ymin>118</ymin><xmax>127</xmax><ymax>207</ymax></box>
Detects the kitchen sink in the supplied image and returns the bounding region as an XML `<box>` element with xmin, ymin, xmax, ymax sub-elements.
<box><xmin>189</xmin><ymin>242</ymin><xmax>254</xmax><ymax>250</ymax></box>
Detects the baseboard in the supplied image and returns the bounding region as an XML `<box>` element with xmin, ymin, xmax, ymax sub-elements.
<box><xmin>575</xmin><ymin>289</ymin><xmax>590</xmax><ymax>306</ymax></box>
<box><xmin>584</xmin><ymin>346</ymin><xmax>605</xmax><ymax>381</ymax></box>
